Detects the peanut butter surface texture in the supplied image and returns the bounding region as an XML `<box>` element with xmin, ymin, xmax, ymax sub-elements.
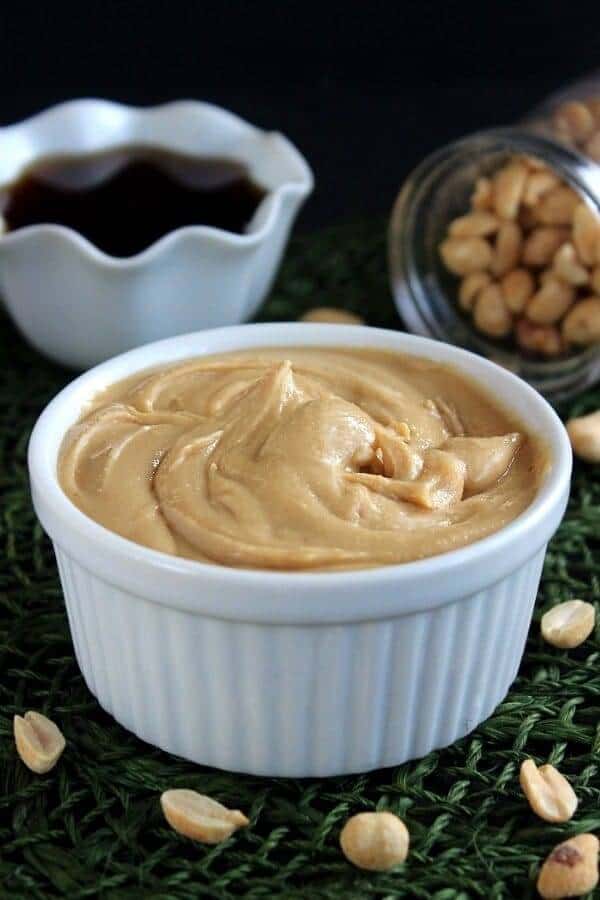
<box><xmin>59</xmin><ymin>347</ymin><xmax>545</xmax><ymax>571</ymax></box>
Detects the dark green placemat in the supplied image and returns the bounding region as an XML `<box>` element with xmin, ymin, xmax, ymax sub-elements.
<box><xmin>2</xmin><ymin>220</ymin><xmax>600</xmax><ymax>899</ymax></box>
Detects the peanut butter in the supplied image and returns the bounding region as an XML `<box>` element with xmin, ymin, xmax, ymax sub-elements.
<box><xmin>58</xmin><ymin>347</ymin><xmax>546</xmax><ymax>571</ymax></box>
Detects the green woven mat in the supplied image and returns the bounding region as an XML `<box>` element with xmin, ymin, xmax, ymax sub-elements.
<box><xmin>2</xmin><ymin>220</ymin><xmax>600</xmax><ymax>900</ymax></box>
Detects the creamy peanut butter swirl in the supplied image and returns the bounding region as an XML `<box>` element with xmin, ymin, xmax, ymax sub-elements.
<box><xmin>59</xmin><ymin>347</ymin><xmax>545</xmax><ymax>570</ymax></box>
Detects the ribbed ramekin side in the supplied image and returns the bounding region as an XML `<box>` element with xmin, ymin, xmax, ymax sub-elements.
<box><xmin>55</xmin><ymin>549</ymin><xmax>95</xmax><ymax>694</ymax></box>
<box><xmin>53</xmin><ymin>546</ymin><xmax>546</xmax><ymax>777</ymax></box>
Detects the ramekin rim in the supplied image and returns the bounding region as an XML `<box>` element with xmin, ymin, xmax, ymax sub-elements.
<box><xmin>0</xmin><ymin>98</ymin><xmax>314</xmax><ymax>268</ymax></box>
<box><xmin>28</xmin><ymin>322</ymin><xmax>573</xmax><ymax>598</ymax></box>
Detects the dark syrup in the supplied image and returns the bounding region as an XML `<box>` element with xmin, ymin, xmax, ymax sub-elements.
<box><xmin>1</xmin><ymin>147</ymin><xmax>266</xmax><ymax>257</ymax></box>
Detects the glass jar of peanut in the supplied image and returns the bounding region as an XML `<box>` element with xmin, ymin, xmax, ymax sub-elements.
<box><xmin>389</xmin><ymin>72</ymin><xmax>600</xmax><ymax>398</ymax></box>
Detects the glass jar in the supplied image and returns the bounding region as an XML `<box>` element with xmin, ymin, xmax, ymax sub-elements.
<box><xmin>389</xmin><ymin>73</ymin><xmax>600</xmax><ymax>400</ymax></box>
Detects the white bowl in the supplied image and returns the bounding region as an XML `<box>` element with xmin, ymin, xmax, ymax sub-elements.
<box><xmin>0</xmin><ymin>100</ymin><xmax>313</xmax><ymax>369</ymax></box>
<box><xmin>28</xmin><ymin>324</ymin><xmax>572</xmax><ymax>777</ymax></box>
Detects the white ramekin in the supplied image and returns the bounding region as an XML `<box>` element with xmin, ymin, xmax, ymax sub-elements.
<box><xmin>0</xmin><ymin>100</ymin><xmax>313</xmax><ymax>369</ymax></box>
<box><xmin>28</xmin><ymin>324</ymin><xmax>572</xmax><ymax>777</ymax></box>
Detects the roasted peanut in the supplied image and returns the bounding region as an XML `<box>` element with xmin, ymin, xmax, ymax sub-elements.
<box><xmin>515</xmin><ymin>319</ymin><xmax>564</xmax><ymax>357</ymax></box>
<box><xmin>473</xmin><ymin>284</ymin><xmax>512</xmax><ymax>337</ymax></box>
<box><xmin>553</xmin><ymin>101</ymin><xmax>596</xmax><ymax>143</ymax></box>
<box><xmin>491</xmin><ymin>221</ymin><xmax>522</xmax><ymax>277</ymax></box>
<box><xmin>300</xmin><ymin>307</ymin><xmax>364</xmax><ymax>325</ymax></box>
<box><xmin>471</xmin><ymin>176</ymin><xmax>493</xmax><ymax>210</ymax></box>
<box><xmin>541</xmin><ymin>599</ymin><xmax>595</xmax><ymax>648</ymax></box>
<box><xmin>501</xmin><ymin>268</ymin><xmax>535</xmax><ymax>313</ymax></box>
<box><xmin>340</xmin><ymin>812</ymin><xmax>409</xmax><ymax>871</ymax></box>
<box><xmin>523</xmin><ymin>155</ymin><xmax>551</xmax><ymax>171</ymax></box>
<box><xmin>535</xmin><ymin>185</ymin><xmax>581</xmax><ymax>226</ymax></box>
<box><xmin>527</xmin><ymin>278</ymin><xmax>574</xmax><ymax>325</ymax></box>
<box><xmin>584</xmin><ymin>130</ymin><xmax>600</xmax><ymax>163</ymax></box>
<box><xmin>459</xmin><ymin>272</ymin><xmax>491</xmax><ymax>311</ymax></box>
<box><xmin>553</xmin><ymin>242</ymin><xmax>589</xmax><ymax>286</ymax></box>
<box><xmin>519</xmin><ymin>759</ymin><xmax>578</xmax><ymax>823</ymax></box>
<box><xmin>572</xmin><ymin>203</ymin><xmax>600</xmax><ymax>265</ymax></box>
<box><xmin>585</xmin><ymin>97</ymin><xmax>600</xmax><ymax>124</ymax></box>
<box><xmin>562</xmin><ymin>297</ymin><xmax>600</xmax><ymax>345</ymax></box>
<box><xmin>160</xmin><ymin>789</ymin><xmax>248</xmax><ymax>844</ymax></box>
<box><xmin>439</xmin><ymin>237</ymin><xmax>493</xmax><ymax>275</ymax></box>
<box><xmin>449</xmin><ymin>211</ymin><xmax>499</xmax><ymax>237</ymax></box>
<box><xmin>566</xmin><ymin>411</ymin><xmax>600</xmax><ymax>462</ymax></box>
<box><xmin>522</xmin><ymin>227</ymin><xmax>569</xmax><ymax>267</ymax></box>
<box><xmin>523</xmin><ymin>171</ymin><xmax>559</xmax><ymax>207</ymax></box>
<box><xmin>13</xmin><ymin>711</ymin><xmax>66</xmax><ymax>774</ymax></box>
<box><xmin>537</xmin><ymin>834</ymin><xmax>599</xmax><ymax>900</ymax></box>
<box><xmin>493</xmin><ymin>161</ymin><xmax>527</xmax><ymax>220</ymax></box>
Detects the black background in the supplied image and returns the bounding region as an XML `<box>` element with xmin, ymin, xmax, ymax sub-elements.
<box><xmin>2</xmin><ymin>1</ymin><xmax>600</xmax><ymax>229</ymax></box>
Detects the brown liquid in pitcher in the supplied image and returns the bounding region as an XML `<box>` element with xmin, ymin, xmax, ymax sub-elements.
<box><xmin>1</xmin><ymin>148</ymin><xmax>266</xmax><ymax>257</ymax></box>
